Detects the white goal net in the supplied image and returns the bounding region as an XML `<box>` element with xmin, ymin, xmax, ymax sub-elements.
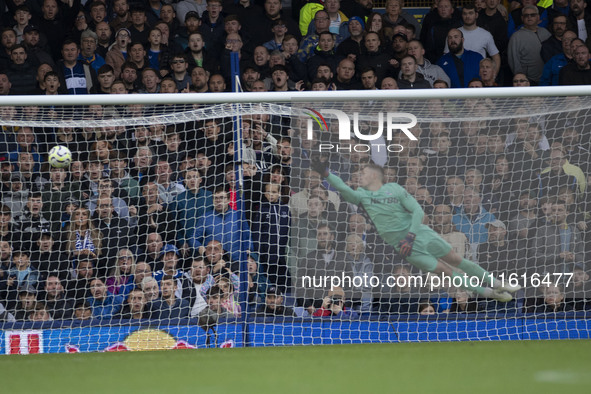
<box><xmin>0</xmin><ymin>90</ymin><xmax>589</xmax><ymax>353</ymax></box>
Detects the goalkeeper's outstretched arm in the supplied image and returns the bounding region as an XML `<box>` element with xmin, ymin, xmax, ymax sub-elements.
<box><xmin>325</xmin><ymin>173</ymin><xmax>363</xmax><ymax>205</ymax></box>
<box><xmin>309</xmin><ymin>157</ymin><xmax>363</xmax><ymax>205</ymax></box>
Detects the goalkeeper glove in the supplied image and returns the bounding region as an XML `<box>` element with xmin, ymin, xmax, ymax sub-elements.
<box><xmin>310</xmin><ymin>156</ymin><xmax>330</xmax><ymax>178</ymax></box>
<box><xmin>398</xmin><ymin>232</ymin><xmax>416</xmax><ymax>258</ymax></box>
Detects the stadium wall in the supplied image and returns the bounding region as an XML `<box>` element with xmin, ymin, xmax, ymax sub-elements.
<box><xmin>1</xmin><ymin>317</ymin><xmax>590</xmax><ymax>354</ymax></box>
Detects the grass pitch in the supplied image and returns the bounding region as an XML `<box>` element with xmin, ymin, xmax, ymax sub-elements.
<box><xmin>1</xmin><ymin>340</ymin><xmax>589</xmax><ymax>393</ymax></box>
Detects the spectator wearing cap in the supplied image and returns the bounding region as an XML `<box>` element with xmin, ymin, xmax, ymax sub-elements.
<box><xmin>175</xmin><ymin>10</ymin><xmax>202</xmax><ymax>50</ymax></box>
<box><xmin>38</xmin><ymin>0</ymin><xmax>82</xmax><ymax>61</ymax></box>
<box><xmin>389</xmin><ymin>29</ymin><xmax>408</xmax><ymax>73</ymax></box>
<box><xmin>106</xmin><ymin>28</ymin><xmax>131</xmax><ymax>78</ymax></box>
<box><xmin>5</xmin><ymin>44</ymin><xmax>37</xmax><ymax>95</ymax></box>
<box><xmin>335</xmin><ymin>15</ymin><xmax>364</xmax><ymax>61</ymax></box>
<box><xmin>22</xmin><ymin>25</ymin><xmax>55</xmax><ymax>69</ymax></box>
<box><xmin>176</xmin><ymin>0</ymin><xmax>207</xmax><ymax>27</ymax></box>
<box><xmin>199</xmin><ymin>0</ymin><xmax>226</xmax><ymax>60</ymax></box>
<box><xmin>382</xmin><ymin>0</ymin><xmax>421</xmax><ymax>35</ymax></box>
<box><xmin>110</xmin><ymin>0</ymin><xmax>132</xmax><ymax>33</ymax></box>
<box><xmin>79</xmin><ymin>29</ymin><xmax>106</xmax><ymax>73</ymax></box>
<box><xmin>256</xmin><ymin>286</ymin><xmax>295</xmax><ymax>317</ymax></box>
<box><xmin>153</xmin><ymin>244</ymin><xmax>184</xmax><ymax>286</ymax></box>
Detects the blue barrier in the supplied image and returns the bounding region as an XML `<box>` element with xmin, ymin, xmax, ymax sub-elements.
<box><xmin>1</xmin><ymin>316</ymin><xmax>590</xmax><ymax>354</ymax></box>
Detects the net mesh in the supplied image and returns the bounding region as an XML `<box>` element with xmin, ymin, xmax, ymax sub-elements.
<box><xmin>0</xmin><ymin>94</ymin><xmax>589</xmax><ymax>353</ymax></box>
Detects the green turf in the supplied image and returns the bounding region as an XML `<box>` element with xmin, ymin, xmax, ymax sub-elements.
<box><xmin>1</xmin><ymin>340</ymin><xmax>590</xmax><ymax>393</ymax></box>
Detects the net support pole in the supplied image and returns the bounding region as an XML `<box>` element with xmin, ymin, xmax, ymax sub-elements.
<box><xmin>230</xmin><ymin>51</ymin><xmax>250</xmax><ymax>346</ymax></box>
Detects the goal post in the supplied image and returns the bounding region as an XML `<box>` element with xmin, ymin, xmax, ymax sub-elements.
<box><xmin>0</xmin><ymin>87</ymin><xmax>590</xmax><ymax>354</ymax></box>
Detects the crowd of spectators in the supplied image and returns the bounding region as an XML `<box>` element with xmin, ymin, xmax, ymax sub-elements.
<box><xmin>0</xmin><ymin>0</ymin><xmax>591</xmax><ymax>323</ymax></box>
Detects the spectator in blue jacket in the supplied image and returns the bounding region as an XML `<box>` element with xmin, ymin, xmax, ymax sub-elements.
<box><xmin>87</xmin><ymin>278</ymin><xmax>125</xmax><ymax>318</ymax></box>
<box><xmin>251</xmin><ymin>182</ymin><xmax>291</xmax><ymax>289</ymax></box>
<box><xmin>437</xmin><ymin>28</ymin><xmax>483</xmax><ymax>88</ymax></box>
<box><xmin>539</xmin><ymin>30</ymin><xmax>577</xmax><ymax>86</ymax></box>
<box><xmin>452</xmin><ymin>186</ymin><xmax>496</xmax><ymax>259</ymax></box>
<box><xmin>187</xmin><ymin>187</ymin><xmax>253</xmax><ymax>263</ymax></box>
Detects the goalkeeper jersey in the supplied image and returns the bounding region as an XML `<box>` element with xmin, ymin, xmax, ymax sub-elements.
<box><xmin>326</xmin><ymin>174</ymin><xmax>417</xmax><ymax>245</ymax></box>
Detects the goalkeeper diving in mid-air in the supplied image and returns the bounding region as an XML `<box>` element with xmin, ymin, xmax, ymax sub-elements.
<box><xmin>311</xmin><ymin>159</ymin><xmax>521</xmax><ymax>302</ymax></box>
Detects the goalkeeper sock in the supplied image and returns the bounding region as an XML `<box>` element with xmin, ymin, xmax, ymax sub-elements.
<box><xmin>457</xmin><ymin>258</ymin><xmax>500</xmax><ymax>288</ymax></box>
<box><xmin>452</xmin><ymin>272</ymin><xmax>494</xmax><ymax>298</ymax></box>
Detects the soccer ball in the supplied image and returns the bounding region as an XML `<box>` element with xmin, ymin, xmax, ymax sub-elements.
<box><xmin>48</xmin><ymin>146</ymin><xmax>72</xmax><ymax>168</ymax></box>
